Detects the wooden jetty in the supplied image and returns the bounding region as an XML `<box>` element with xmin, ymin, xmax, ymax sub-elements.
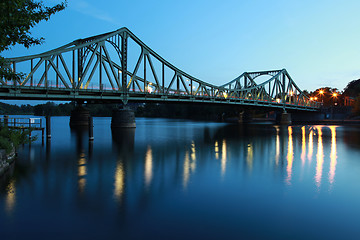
<box><xmin>0</xmin><ymin>115</ymin><xmax>45</xmax><ymax>140</ymax></box>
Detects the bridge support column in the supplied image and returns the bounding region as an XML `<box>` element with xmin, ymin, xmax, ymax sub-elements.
<box><xmin>238</xmin><ymin>111</ymin><xmax>252</xmax><ymax>124</ymax></box>
<box><xmin>238</xmin><ymin>112</ymin><xmax>245</xmax><ymax>124</ymax></box>
<box><xmin>111</xmin><ymin>106</ymin><xmax>136</xmax><ymax>128</ymax></box>
<box><xmin>280</xmin><ymin>112</ymin><xmax>292</xmax><ymax>125</ymax></box>
<box><xmin>70</xmin><ymin>105</ymin><xmax>90</xmax><ymax>127</ymax></box>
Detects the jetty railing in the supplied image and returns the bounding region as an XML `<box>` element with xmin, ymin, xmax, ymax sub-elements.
<box><xmin>0</xmin><ymin>115</ymin><xmax>45</xmax><ymax>140</ymax></box>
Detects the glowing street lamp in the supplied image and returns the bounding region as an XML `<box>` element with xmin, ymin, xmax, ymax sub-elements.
<box><xmin>319</xmin><ymin>89</ymin><xmax>324</xmax><ymax>103</ymax></box>
<box><xmin>332</xmin><ymin>92</ymin><xmax>338</xmax><ymax>106</ymax></box>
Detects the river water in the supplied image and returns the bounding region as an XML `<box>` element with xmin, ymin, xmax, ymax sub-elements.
<box><xmin>1</xmin><ymin>117</ymin><xmax>360</xmax><ymax>239</ymax></box>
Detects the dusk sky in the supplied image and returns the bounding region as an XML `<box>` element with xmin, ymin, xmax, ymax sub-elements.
<box><xmin>3</xmin><ymin>0</ymin><xmax>360</xmax><ymax>93</ymax></box>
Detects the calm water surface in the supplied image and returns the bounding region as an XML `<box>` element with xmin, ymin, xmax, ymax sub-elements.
<box><xmin>1</xmin><ymin>117</ymin><xmax>360</xmax><ymax>239</ymax></box>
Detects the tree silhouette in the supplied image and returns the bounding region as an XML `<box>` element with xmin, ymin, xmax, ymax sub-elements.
<box><xmin>0</xmin><ymin>0</ymin><xmax>67</xmax><ymax>80</ymax></box>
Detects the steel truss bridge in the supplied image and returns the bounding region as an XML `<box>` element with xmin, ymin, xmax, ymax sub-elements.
<box><xmin>1</xmin><ymin>27</ymin><xmax>319</xmax><ymax>111</ymax></box>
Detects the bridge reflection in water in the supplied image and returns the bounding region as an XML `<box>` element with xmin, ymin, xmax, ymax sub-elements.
<box><xmin>1</xmin><ymin>117</ymin><xmax>353</xmax><ymax>239</ymax></box>
<box><xmin>3</xmin><ymin>121</ymin><xmax>340</xmax><ymax>205</ymax></box>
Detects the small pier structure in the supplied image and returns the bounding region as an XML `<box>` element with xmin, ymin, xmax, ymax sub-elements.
<box><xmin>1</xmin><ymin>115</ymin><xmax>46</xmax><ymax>140</ymax></box>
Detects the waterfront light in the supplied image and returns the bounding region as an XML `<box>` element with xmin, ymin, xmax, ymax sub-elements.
<box><xmin>319</xmin><ymin>90</ymin><xmax>324</xmax><ymax>103</ymax></box>
<box><xmin>147</xmin><ymin>84</ymin><xmax>154</xmax><ymax>93</ymax></box>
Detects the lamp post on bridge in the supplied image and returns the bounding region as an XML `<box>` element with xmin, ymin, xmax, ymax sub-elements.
<box><xmin>319</xmin><ymin>90</ymin><xmax>324</xmax><ymax>105</ymax></box>
<box><xmin>333</xmin><ymin>92</ymin><xmax>338</xmax><ymax>106</ymax></box>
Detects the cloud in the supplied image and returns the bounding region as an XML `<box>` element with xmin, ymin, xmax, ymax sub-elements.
<box><xmin>70</xmin><ymin>0</ymin><xmax>117</xmax><ymax>24</ymax></box>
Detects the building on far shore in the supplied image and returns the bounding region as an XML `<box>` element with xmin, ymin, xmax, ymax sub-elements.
<box><xmin>344</xmin><ymin>96</ymin><xmax>355</xmax><ymax>106</ymax></box>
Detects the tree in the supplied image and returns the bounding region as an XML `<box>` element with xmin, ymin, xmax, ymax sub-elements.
<box><xmin>0</xmin><ymin>0</ymin><xmax>67</xmax><ymax>80</ymax></box>
<box><xmin>343</xmin><ymin>79</ymin><xmax>360</xmax><ymax>98</ymax></box>
<box><xmin>308</xmin><ymin>87</ymin><xmax>342</xmax><ymax>107</ymax></box>
<box><xmin>0</xmin><ymin>125</ymin><xmax>36</xmax><ymax>153</ymax></box>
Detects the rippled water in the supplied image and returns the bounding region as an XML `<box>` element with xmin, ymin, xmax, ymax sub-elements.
<box><xmin>1</xmin><ymin>117</ymin><xmax>360</xmax><ymax>239</ymax></box>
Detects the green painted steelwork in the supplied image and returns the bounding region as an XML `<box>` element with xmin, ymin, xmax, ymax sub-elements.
<box><xmin>1</xmin><ymin>28</ymin><xmax>320</xmax><ymax>111</ymax></box>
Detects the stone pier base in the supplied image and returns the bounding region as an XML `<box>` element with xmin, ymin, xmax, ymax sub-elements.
<box><xmin>70</xmin><ymin>106</ymin><xmax>90</xmax><ymax>127</ymax></box>
<box><xmin>280</xmin><ymin>112</ymin><xmax>292</xmax><ymax>125</ymax></box>
<box><xmin>111</xmin><ymin>108</ymin><xmax>136</xmax><ymax>128</ymax></box>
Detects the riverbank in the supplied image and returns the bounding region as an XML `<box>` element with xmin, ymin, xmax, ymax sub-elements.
<box><xmin>0</xmin><ymin>149</ymin><xmax>15</xmax><ymax>177</ymax></box>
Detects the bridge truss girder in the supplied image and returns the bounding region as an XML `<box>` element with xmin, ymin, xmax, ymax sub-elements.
<box><xmin>1</xmin><ymin>27</ymin><xmax>320</xmax><ymax>111</ymax></box>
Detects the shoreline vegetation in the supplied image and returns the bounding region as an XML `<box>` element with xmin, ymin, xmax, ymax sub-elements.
<box><xmin>0</xmin><ymin>124</ymin><xmax>36</xmax><ymax>177</ymax></box>
<box><xmin>0</xmin><ymin>148</ymin><xmax>15</xmax><ymax>177</ymax></box>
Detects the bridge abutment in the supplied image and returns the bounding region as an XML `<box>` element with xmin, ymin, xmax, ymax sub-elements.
<box><xmin>111</xmin><ymin>107</ymin><xmax>136</xmax><ymax>128</ymax></box>
<box><xmin>70</xmin><ymin>105</ymin><xmax>91</xmax><ymax>127</ymax></box>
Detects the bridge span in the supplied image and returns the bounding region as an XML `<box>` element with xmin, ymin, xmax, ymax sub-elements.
<box><xmin>0</xmin><ymin>27</ymin><xmax>322</xmax><ymax>127</ymax></box>
<box><xmin>1</xmin><ymin>27</ymin><xmax>319</xmax><ymax>111</ymax></box>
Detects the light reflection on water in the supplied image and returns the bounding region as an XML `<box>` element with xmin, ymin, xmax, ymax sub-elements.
<box><xmin>286</xmin><ymin>126</ymin><xmax>293</xmax><ymax>185</ymax></box>
<box><xmin>221</xmin><ymin>139</ymin><xmax>227</xmax><ymax>177</ymax></box>
<box><xmin>315</xmin><ymin>126</ymin><xmax>324</xmax><ymax>190</ymax></box>
<box><xmin>308</xmin><ymin>128</ymin><xmax>314</xmax><ymax>161</ymax></box>
<box><xmin>301</xmin><ymin>126</ymin><xmax>306</xmax><ymax>167</ymax></box>
<box><xmin>114</xmin><ymin>160</ymin><xmax>125</xmax><ymax>201</ymax></box>
<box><xmin>5</xmin><ymin>179</ymin><xmax>16</xmax><ymax>215</ymax></box>
<box><xmin>329</xmin><ymin>126</ymin><xmax>337</xmax><ymax>190</ymax></box>
<box><xmin>144</xmin><ymin>146</ymin><xmax>153</xmax><ymax>188</ymax></box>
<box><xmin>1</xmin><ymin>117</ymin><xmax>360</xmax><ymax>239</ymax></box>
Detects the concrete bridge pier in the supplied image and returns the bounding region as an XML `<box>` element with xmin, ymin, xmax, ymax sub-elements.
<box><xmin>280</xmin><ymin>111</ymin><xmax>292</xmax><ymax>125</ymax></box>
<box><xmin>238</xmin><ymin>111</ymin><xmax>252</xmax><ymax>124</ymax></box>
<box><xmin>70</xmin><ymin>103</ymin><xmax>91</xmax><ymax>127</ymax></box>
<box><xmin>111</xmin><ymin>106</ymin><xmax>136</xmax><ymax>128</ymax></box>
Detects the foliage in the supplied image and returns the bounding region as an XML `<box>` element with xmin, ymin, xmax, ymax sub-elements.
<box><xmin>0</xmin><ymin>102</ymin><xmax>33</xmax><ymax>115</ymax></box>
<box><xmin>0</xmin><ymin>125</ymin><xmax>36</xmax><ymax>153</ymax></box>
<box><xmin>33</xmin><ymin>101</ymin><xmax>74</xmax><ymax>116</ymax></box>
<box><xmin>343</xmin><ymin>79</ymin><xmax>360</xmax><ymax>98</ymax></box>
<box><xmin>0</xmin><ymin>0</ymin><xmax>67</xmax><ymax>80</ymax></box>
<box><xmin>308</xmin><ymin>87</ymin><xmax>342</xmax><ymax>107</ymax></box>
